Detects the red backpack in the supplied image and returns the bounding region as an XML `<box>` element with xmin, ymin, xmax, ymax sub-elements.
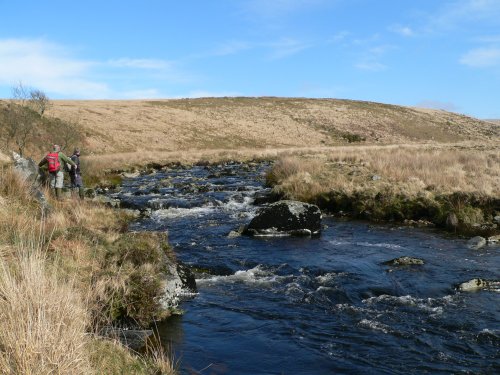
<box><xmin>46</xmin><ymin>152</ymin><xmax>61</xmax><ymax>173</ymax></box>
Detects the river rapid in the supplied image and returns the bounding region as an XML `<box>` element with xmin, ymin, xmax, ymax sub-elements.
<box><xmin>111</xmin><ymin>162</ymin><xmax>499</xmax><ymax>374</ymax></box>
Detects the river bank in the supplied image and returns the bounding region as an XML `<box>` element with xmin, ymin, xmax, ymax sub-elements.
<box><xmin>0</xmin><ymin>157</ymin><xmax>179</xmax><ymax>374</ymax></box>
<box><xmin>89</xmin><ymin>143</ymin><xmax>499</xmax><ymax>239</ymax></box>
<box><xmin>264</xmin><ymin>145</ymin><xmax>500</xmax><ymax>239</ymax></box>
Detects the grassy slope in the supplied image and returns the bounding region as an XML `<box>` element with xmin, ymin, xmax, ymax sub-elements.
<box><xmin>47</xmin><ymin>98</ymin><xmax>498</xmax><ymax>155</ymax></box>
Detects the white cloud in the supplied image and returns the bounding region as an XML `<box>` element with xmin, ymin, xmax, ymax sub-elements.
<box><xmin>389</xmin><ymin>25</ymin><xmax>415</xmax><ymax>37</ymax></box>
<box><xmin>355</xmin><ymin>61</ymin><xmax>386</xmax><ymax>71</ymax></box>
<box><xmin>460</xmin><ymin>47</ymin><xmax>500</xmax><ymax>67</ymax></box>
<box><xmin>354</xmin><ymin>44</ymin><xmax>393</xmax><ymax>72</ymax></box>
<box><xmin>211</xmin><ymin>41</ymin><xmax>253</xmax><ymax>56</ymax></box>
<box><xmin>267</xmin><ymin>38</ymin><xmax>311</xmax><ymax>59</ymax></box>
<box><xmin>0</xmin><ymin>38</ymin><xmax>193</xmax><ymax>99</ymax></box>
<box><xmin>0</xmin><ymin>38</ymin><xmax>108</xmax><ymax>97</ymax></box>
<box><xmin>107</xmin><ymin>58</ymin><xmax>172</xmax><ymax>70</ymax></box>
<box><xmin>431</xmin><ymin>0</ymin><xmax>500</xmax><ymax>29</ymax></box>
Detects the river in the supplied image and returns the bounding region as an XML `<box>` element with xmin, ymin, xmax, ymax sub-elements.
<box><xmin>111</xmin><ymin>162</ymin><xmax>499</xmax><ymax>374</ymax></box>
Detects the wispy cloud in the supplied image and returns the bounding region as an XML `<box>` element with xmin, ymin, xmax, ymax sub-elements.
<box><xmin>354</xmin><ymin>44</ymin><xmax>394</xmax><ymax>72</ymax></box>
<box><xmin>211</xmin><ymin>41</ymin><xmax>253</xmax><ymax>56</ymax></box>
<box><xmin>355</xmin><ymin>61</ymin><xmax>387</xmax><ymax>72</ymax></box>
<box><xmin>0</xmin><ymin>38</ymin><xmax>191</xmax><ymax>99</ymax></box>
<box><xmin>430</xmin><ymin>0</ymin><xmax>500</xmax><ymax>29</ymax></box>
<box><xmin>107</xmin><ymin>58</ymin><xmax>172</xmax><ymax>70</ymax></box>
<box><xmin>389</xmin><ymin>25</ymin><xmax>415</xmax><ymax>37</ymax></box>
<box><xmin>327</xmin><ymin>31</ymin><xmax>350</xmax><ymax>44</ymax></box>
<box><xmin>0</xmin><ymin>38</ymin><xmax>107</xmax><ymax>97</ymax></box>
<box><xmin>204</xmin><ymin>37</ymin><xmax>312</xmax><ymax>61</ymax></box>
<box><xmin>460</xmin><ymin>47</ymin><xmax>500</xmax><ymax>67</ymax></box>
<box><xmin>267</xmin><ymin>38</ymin><xmax>312</xmax><ymax>59</ymax></box>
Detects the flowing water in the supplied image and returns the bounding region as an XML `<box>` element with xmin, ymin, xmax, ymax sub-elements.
<box><xmin>111</xmin><ymin>162</ymin><xmax>499</xmax><ymax>374</ymax></box>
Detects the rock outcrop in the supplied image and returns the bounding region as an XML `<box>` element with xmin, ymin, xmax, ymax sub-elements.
<box><xmin>11</xmin><ymin>152</ymin><xmax>51</xmax><ymax>216</ymax></box>
<box><xmin>244</xmin><ymin>200</ymin><xmax>322</xmax><ymax>236</ymax></box>
<box><xmin>11</xmin><ymin>151</ymin><xmax>40</xmax><ymax>184</ymax></box>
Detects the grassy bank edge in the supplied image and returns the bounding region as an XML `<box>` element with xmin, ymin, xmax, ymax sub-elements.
<box><xmin>0</xmin><ymin>166</ymin><xmax>176</xmax><ymax>374</ymax></box>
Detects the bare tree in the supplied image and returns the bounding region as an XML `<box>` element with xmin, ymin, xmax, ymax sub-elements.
<box><xmin>29</xmin><ymin>89</ymin><xmax>50</xmax><ymax>116</ymax></box>
<box><xmin>11</xmin><ymin>82</ymin><xmax>51</xmax><ymax>116</ymax></box>
<box><xmin>4</xmin><ymin>102</ymin><xmax>38</xmax><ymax>156</ymax></box>
<box><xmin>11</xmin><ymin>81</ymin><xmax>30</xmax><ymax>106</ymax></box>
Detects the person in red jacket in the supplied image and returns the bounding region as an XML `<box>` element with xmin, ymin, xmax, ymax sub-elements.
<box><xmin>39</xmin><ymin>144</ymin><xmax>76</xmax><ymax>199</ymax></box>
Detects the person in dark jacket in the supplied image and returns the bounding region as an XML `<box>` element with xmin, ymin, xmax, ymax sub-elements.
<box><xmin>39</xmin><ymin>144</ymin><xmax>76</xmax><ymax>199</ymax></box>
<box><xmin>70</xmin><ymin>148</ymin><xmax>84</xmax><ymax>199</ymax></box>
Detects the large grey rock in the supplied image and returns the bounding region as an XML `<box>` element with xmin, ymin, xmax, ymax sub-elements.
<box><xmin>160</xmin><ymin>261</ymin><xmax>197</xmax><ymax>310</ymax></box>
<box><xmin>467</xmin><ymin>236</ymin><xmax>487</xmax><ymax>250</ymax></box>
<box><xmin>11</xmin><ymin>152</ymin><xmax>51</xmax><ymax>215</ymax></box>
<box><xmin>11</xmin><ymin>152</ymin><xmax>40</xmax><ymax>185</ymax></box>
<box><xmin>244</xmin><ymin>200</ymin><xmax>322</xmax><ymax>237</ymax></box>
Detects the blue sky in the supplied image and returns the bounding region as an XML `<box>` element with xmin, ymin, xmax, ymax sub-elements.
<box><xmin>1</xmin><ymin>0</ymin><xmax>499</xmax><ymax>118</ymax></box>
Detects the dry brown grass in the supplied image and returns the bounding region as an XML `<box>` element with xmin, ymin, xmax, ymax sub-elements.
<box><xmin>269</xmin><ymin>144</ymin><xmax>500</xmax><ymax>201</ymax></box>
<box><xmin>0</xmin><ymin>245</ymin><xmax>91</xmax><ymax>374</ymax></box>
<box><xmin>0</xmin><ymin>167</ymin><xmax>177</xmax><ymax>374</ymax></box>
<box><xmin>44</xmin><ymin>98</ymin><xmax>499</xmax><ymax>162</ymax></box>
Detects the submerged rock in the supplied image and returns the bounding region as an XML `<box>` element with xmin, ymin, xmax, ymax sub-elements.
<box><xmin>487</xmin><ymin>234</ymin><xmax>500</xmax><ymax>243</ymax></box>
<box><xmin>102</xmin><ymin>328</ymin><xmax>153</xmax><ymax>351</ymax></box>
<box><xmin>458</xmin><ymin>278</ymin><xmax>499</xmax><ymax>292</ymax></box>
<box><xmin>467</xmin><ymin>236</ymin><xmax>487</xmax><ymax>250</ymax></box>
<box><xmin>383</xmin><ymin>256</ymin><xmax>425</xmax><ymax>266</ymax></box>
<box><xmin>244</xmin><ymin>200</ymin><xmax>322</xmax><ymax>237</ymax></box>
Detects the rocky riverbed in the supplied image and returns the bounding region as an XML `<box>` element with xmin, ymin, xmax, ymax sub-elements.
<box><xmin>100</xmin><ymin>161</ymin><xmax>499</xmax><ymax>374</ymax></box>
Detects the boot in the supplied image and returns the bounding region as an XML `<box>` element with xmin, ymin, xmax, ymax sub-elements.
<box><xmin>79</xmin><ymin>187</ymin><xmax>85</xmax><ymax>200</ymax></box>
<box><xmin>55</xmin><ymin>188</ymin><xmax>62</xmax><ymax>200</ymax></box>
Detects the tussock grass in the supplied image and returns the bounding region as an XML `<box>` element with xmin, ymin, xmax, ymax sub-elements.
<box><xmin>269</xmin><ymin>145</ymin><xmax>500</xmax><ymax>199</ymax></box>
<box><xmin>0</xmin><ymin>166</ymin><xmax>177</xmax><ymax>374</ymax></box>
<box><xmin>267</xmin><ymin>144</ymin><xmax>499</xmax><ymax>233</ymax></box>
<box><xmin>0</xmin><ymin>246</ymin><xmax>91</xmax><ymax>374</ymax></box>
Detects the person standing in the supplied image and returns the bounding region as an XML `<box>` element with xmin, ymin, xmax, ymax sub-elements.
<box><xmin>39</xmin><ymin>144</ymin><xmax>76</xmax><ymax>199</ymax></box>
<box><xmin>70</xmin><ymin>148</ymin><xmax>84</xmax><ymax>199</ymax></box>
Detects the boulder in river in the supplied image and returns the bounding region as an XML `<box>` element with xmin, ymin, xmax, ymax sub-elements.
<box><xmin>383</xmin><ymin>256</ymin><xmax>425</xmax><ymax>266</ymax></box>
<box><xmin>467</xmin><ymin>236</ymin><xmax>486</xmax><ymax>250</ymax></box>
<box><xmin>160</xmin><ymin>261</ymin><xmax>197</xmax><ymax>310</ymax></box>
<box><xmin>244</xmin><ymin>200</ymin><xmax>322</xmax><ymax>237</ymax></box>
<box><xmin>458</xmin><ymin>278</ymin><xmax>499</xmax><ymax>292</ymax></box>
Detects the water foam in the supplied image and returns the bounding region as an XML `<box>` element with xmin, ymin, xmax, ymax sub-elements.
<box><xmin>362</xmin><ymin>294</ymin><xmax>451</xmax><ymax>315</ymax></box>
<box><xmin>152</xmin><ymin>205</ymin><xmax>215</xmax><ymax>219</ymax></box>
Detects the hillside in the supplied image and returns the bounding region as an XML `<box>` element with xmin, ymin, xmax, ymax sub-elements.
<box><xmin>46</xmin><ymin>98</ymin><xmax>499</xmax><ymax>156</ymax></box>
